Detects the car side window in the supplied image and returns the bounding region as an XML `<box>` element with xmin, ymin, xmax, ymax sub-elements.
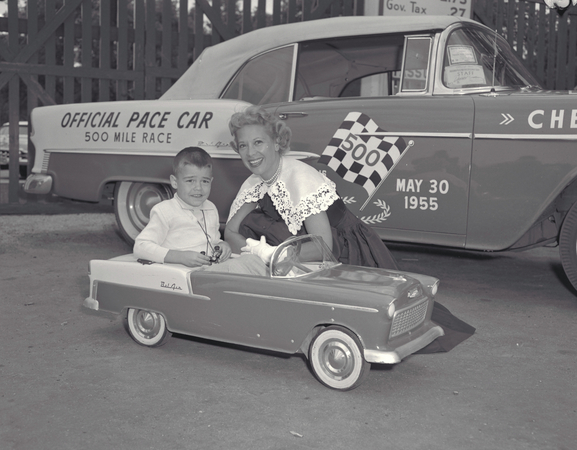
<box><xmin>400</xmin><ymin>36</ymin><xmax>432</xmax><ymax>92</ymax></box>
<box><xmin>221</xmin><ymin>45</ymin><xmax>295</xmax><ymax>105</ymax></box>
<box><xmin>294</xmin><ymin>34</ymin><xmax>405</xmax><ymax>100</ymax></box>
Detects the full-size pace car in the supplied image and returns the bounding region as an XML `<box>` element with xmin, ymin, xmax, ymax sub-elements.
<box><xmin>84</xmin><ymin>235</ymin><xmax>444</xmax><ymax>391</ymax></box>
<box><xmin>25</xmin><ymin>15</ymin><xmax>577</xmax><ymax>292</ymax></box>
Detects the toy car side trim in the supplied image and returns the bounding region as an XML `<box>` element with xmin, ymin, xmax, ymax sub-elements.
<box><xmin>225</xmin><ymin>291</ymin><xmax>380</xmax><ymax>313</ymax></box>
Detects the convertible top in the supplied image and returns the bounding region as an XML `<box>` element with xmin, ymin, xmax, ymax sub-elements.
<box><xmin>161</xmin><ymin>15</ymin><xmax>472</xmax><ymax>101</ymax></box>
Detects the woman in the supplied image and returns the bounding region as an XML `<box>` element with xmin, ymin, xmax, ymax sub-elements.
<box><xmin>224</xmin><ymin>105</ymin><xmax>398</xmax><ymax>269</ymax></box>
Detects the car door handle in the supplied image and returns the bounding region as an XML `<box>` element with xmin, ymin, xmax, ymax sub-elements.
<box><xmin>278</xmin><ymin>112</ymin><xmax>308</xmax><ymax>120</ymax></box>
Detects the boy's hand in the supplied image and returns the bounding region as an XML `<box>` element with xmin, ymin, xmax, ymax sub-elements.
<box><xmin>165</xmin><ymin>249</ymin><xmax>212</xmax><ymax>267</ymax></box>
<box><xmin>216</xmin><ymin>241</ymin><xmax>232</xmax><ymax>262</ymax></box>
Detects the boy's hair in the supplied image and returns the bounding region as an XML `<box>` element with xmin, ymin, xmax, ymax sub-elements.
<box><xmin>173</xmin><ymin>146</ymin><xmax>212</xmax><ymax>174</ymax></box>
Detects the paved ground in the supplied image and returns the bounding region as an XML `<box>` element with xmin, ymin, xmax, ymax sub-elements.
<box><xmin>0</xmin><ymin>212</ymin><xmax>575</xmax><ymax>450</ymax></box>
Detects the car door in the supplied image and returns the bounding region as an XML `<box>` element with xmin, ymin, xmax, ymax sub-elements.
<box><xmin>274</xmin><ymin>96</ymin><xmax>473</xmax><ymax>247</ymax></box>
<box><xmin>272</xmin><ymin>33</ymin><xmax>474</xmax><ymax>248</ymax></box>
<box><xmin>187</xmin><ymin>271</ymin><xmax>322</xmax><ymax>354</ymax></box>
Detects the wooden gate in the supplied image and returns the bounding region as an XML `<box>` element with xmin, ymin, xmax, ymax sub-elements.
<box><xmin>474</xmin><ymin>0</ymin><xmax>577</xmax><ymax>91</ymax></box>
<box><xmin>1</xmin><ymin>0</ymin><xmax>576</xmax><ymax>204</ymax></box>
<box><xmin>0</xmin><ymin>0</ymin><xmax>363</xmax><ymax>203</ymax></box>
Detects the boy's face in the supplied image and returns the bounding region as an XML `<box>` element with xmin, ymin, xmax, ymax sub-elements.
<box><xmin>170</xmin><ymin>163</ymin><xmax>213</xmax><ymax>208</ymax></box>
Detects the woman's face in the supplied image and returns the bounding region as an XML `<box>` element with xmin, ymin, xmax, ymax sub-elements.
<box><xmin>235</xmin><ymin>124</ymin><xmax>281</xmax><ymax>180</ymax></box>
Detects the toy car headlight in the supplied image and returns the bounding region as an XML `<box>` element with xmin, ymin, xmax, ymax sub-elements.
<box><xmin>428</xmin><ymin>280</ymin><xmax>439</xmax><ymax>297</ymax></box>
<box><xmin>386</xmin><ymin>302</ymin><xmax>396</xmax><ymax>319</ymax></box>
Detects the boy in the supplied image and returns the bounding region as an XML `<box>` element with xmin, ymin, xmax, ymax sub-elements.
<box><xmin>134</xmin><ymin>146</ymin><xmax>265</xmax><ymax>275</ymax></box>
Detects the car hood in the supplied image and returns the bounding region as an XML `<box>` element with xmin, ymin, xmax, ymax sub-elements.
<box><xmin>297</xmin><ymin>265</ymin><xmax>419</xmax><ymax>299</ymax></box>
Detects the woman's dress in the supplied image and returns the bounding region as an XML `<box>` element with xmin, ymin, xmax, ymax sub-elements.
<box><xmin>239</xmin><ymin>193</ymin><xmax>398</xmax><ymax>269</ymax></box>
<box><xmin>228</xmin><ymin>157</ymin><xmax>397</xmax><ymax>269</ymax></box>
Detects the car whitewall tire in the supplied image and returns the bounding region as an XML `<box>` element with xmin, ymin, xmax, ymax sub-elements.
<box><xmin>124</xmin><ymin>308</ymin><xmax>171</xmax><ymax>347</ymax></box>
<box><xmin>114</xmin><ymin>181</ymin><xmax>172</xmax><ymax>245</ymax></box>
<box><xmin>560</xmin><ymin>201</ymin><xmax>577</xmax><ymax>293</ymax></box>
<box><xmin>309</xmin><ymin>326</ymin><xmax>369</xmax><ymax>391</ymax></box>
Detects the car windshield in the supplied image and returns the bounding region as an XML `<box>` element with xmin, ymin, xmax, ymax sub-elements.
<box><xmin>270</xmin><ymin>235</ymin><xmax>340</xmax><ymax>278</ymax></box>
<box><xmin>442</xmin><ymin>27</ymin><xmax>540</xmax><ymax>91</ymax></box>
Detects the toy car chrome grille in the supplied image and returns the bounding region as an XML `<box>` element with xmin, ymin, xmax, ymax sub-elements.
<box><xmin>390</xmin><ymin>298</ymin><xmax>428</xmax><ymax>338</ymax></box>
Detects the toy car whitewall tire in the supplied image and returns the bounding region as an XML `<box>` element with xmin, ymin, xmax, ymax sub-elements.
<box><xmin>114</xmin><ymin>181</ymin><xmax>172</xmax><ymax>244</ymax></box>
<box><xmin>309</xmin><ymin>326</ymin><xmax>369</xmax><ymax>391</ymax></box>
<box><xmin>124</xmin><ymin>308</ymin><xmax>171</xmax><ymax>347</ymax></box>
<box><xmin>560</xmin><ymin>202</ymin><xmax>577</xmax><ymax>292</ymax></box>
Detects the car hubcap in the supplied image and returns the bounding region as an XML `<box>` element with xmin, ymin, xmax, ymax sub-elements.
<box><xmin>128</xmin><ymin>183</ymin><xmax>171</xmax><ymax>230</ymax></box>
<box><xmin>117</xmin><ymin>182</ymin><xmax>172</xmax><ymax>240</ymax></box>
<box><xmin>134</xmin><ymin>310</ymin><xmax>161</xmax><ymax>339</ymax></box>
<box><xmin>320</xmin><ymin>340</ymin><xmax>354</xmax><ymax>380</ymax></box>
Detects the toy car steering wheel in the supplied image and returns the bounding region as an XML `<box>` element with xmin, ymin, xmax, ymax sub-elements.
<box><xmin>273</xmin><ymin>242</ymin><xmax>312</xmax><ymax>276</ymax></box>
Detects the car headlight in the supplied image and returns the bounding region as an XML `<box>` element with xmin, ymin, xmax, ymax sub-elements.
<box><xmin>387</xmin><ymin>302</ymin><xmax>396</xmax><ymax>319</ymax></box>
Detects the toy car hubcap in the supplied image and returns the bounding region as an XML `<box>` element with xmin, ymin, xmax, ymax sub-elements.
<box><xmin>134</xmin><ymin>310</ymin><xmax>162</xmax><ymax>339</ymax></box>
<box><xmin>320</xmin><ymin>340</ymin><xmax>354</xmax><ymax>380</ymax></box>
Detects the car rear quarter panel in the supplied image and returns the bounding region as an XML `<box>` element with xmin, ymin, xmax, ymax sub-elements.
<box><xmin>30</xmin><ymin>99</ymin><xmax>251</xmax><ymax>216</ymax></box>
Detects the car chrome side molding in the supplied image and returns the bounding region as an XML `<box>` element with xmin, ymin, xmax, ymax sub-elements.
<box><xmin>475</xmin><ymin>133</ymin><xmax>577</xmax><ymax>140</ymax></box>
<box><xmin>224</xmin><ymin>291</ymin><xmax>379</xmax><ymax>313</ymax></box>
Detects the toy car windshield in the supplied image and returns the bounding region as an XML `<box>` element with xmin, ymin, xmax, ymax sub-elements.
<box><xmin>270</xmin><ymin>235</ymin><xmax>340</xmax><ymax>278</ymax></box>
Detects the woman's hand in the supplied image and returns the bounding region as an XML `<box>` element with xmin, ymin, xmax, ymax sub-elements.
<box><xmin>241</xmin><ymin>236</ymin><xmax>277</xmax><ymax>264</ymax></box>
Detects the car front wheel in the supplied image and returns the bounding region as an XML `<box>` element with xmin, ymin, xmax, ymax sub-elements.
<box><xmin>114</xmin><ymin>181</ymin><xmax>172</xmax><ymax>245</ymax></box>
<box><xmin>560</xmin><ymin>201</ymin><xmax>577</xmax><ymax>292</ymax></box>
<box><xmin>309</xmin><ymin>326</ymin><xmax>369</xmax><ymax>391</ymax></box>
<box><xmin>124</xmin><ymin>308</ymin><xmax>171</xmax><ymax>347</ymax></box>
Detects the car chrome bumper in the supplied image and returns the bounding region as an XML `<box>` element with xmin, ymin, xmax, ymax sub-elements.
<box><xmin>83</xmin><ymin>297</ymin><xmax>99</xmax><ymax>310</ymax></box>
<box><xmin>24</xmin><ymin>174</ymin><xmax>53</xmax><ymax>194</ymax></box>
<box><xmin>364</xmin><ymin>325</ymin><xmax>445</xmax><ymax>364</ymax></box>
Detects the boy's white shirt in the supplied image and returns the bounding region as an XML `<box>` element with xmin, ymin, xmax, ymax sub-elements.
<box><xmin>133</xmin><ymin>193</ymin><xmax>222</xmax><ymax>263</ymax></box>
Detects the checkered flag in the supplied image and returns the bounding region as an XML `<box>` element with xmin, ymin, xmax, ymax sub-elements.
<box><xmin>318</xmin><ymin>112</ymin><xmax>411</xmax><ymax>210</ymax></box>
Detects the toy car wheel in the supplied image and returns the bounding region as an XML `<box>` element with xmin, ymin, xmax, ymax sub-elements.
<box><xmin>309</xmin><ymin>326</ymin><xmax>369</xmax><ymax>391</ymax></box>
<box><xmin>560</xmin><ymin>201</ymin><xmax>577</xmax><ymax>292</ymax></box>
<box><xmin>124</xmin><ymin>308</ymin><xmax>171</xmax><ymax>347</ymax></box>
<box><xmin>114</xmin><ymin>181</ymin><xmax>172</xmax><ymax>244</ymax></box>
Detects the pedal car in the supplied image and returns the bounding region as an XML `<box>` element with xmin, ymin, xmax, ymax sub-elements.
<box><xmin>84</xmin><ymin>235</ymin><xmax>444</xmax><ymax>390</ymax></box>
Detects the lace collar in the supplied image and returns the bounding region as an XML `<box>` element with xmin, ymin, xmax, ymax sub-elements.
<box><xmin>227</xmin><ymin>157</ymin><xmax>339</xmax><ymax>234</ymax></box>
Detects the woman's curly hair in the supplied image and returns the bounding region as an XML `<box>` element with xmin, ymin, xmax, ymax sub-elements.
<box><xmin>229</xmin><ymin>105</ymin><xmax>292</xmax><ymax>155</ymax></box>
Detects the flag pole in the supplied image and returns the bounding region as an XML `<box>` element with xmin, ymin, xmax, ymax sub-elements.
<box><xmin>360</xmin><ymin>140</ymin><xmax>414</xmax><ymax>211</ymax></box>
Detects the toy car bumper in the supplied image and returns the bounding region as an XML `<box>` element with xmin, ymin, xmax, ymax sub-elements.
<box><xmin>83</xmin><ymin>296</ymin><xmax>99</xmax><ymax>310</ymax></box>
<box><xmin>24</xmin><ymin>174</ymin><xmax>53</xmax><ymax>194</ymax></box>
<box><xmin>364</xmin><ymin>325</ymin><xmax>444</xmax><ymax>364</ymax></box>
